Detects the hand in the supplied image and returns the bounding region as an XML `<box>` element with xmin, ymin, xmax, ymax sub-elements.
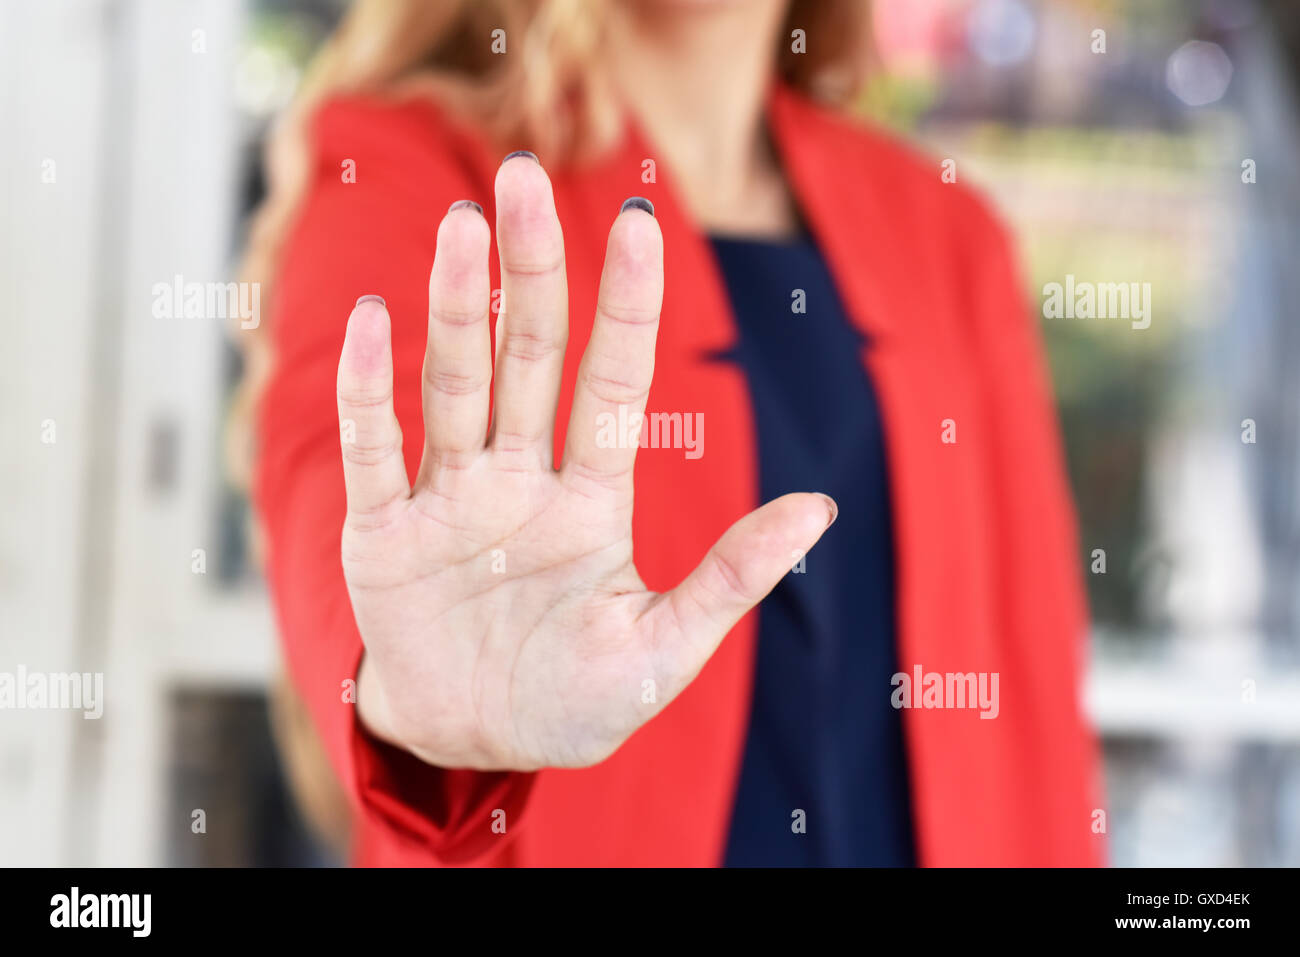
<box><xmin>338</xmin><ymin>154</ymin><xmax>836</xmax><ymax>771</ymax></box>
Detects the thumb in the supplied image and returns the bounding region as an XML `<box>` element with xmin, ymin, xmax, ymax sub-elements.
<box><xmin>649</xmin><ymin>492</ymin><xmax>836</xmax><ymax>695</ymax></box>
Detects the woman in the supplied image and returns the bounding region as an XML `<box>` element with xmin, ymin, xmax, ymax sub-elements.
<box><xmin>243</xmin><ymin>0</ymin><xmax>1104</xmax><ymax>866</ymax></box>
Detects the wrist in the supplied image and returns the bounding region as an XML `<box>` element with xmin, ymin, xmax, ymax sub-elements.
<box><xmin>356</xmin><ymin>652</ymin><xmax>457</xmax><ymax>768</ymax></box>
<box><xmin>356</xmin><ymin>652</ymin><xmax>402</xmax><ymax>751</ymax></box>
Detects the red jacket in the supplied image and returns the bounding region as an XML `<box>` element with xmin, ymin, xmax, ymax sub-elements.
<box><xmin>257</xmin><ymin>82</ymin><xmax>1105</xmax><ymax>867</ymax></box>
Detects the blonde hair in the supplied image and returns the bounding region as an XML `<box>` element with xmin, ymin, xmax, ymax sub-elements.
<box><xmin>229</xmin><ymin>0</ymin><xmax>870</xmax><ymax>489</ymax></box>
<box><xmin>233</xmin><ymin>0</ymin><xmax>871</xmax><ymax>850</ymax></box>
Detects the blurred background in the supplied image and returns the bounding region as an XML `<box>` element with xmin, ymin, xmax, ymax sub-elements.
<box><xmin>3</xmin><ymin>0</ymin><xmax>1298</xmax><ymax>866</ymax></box>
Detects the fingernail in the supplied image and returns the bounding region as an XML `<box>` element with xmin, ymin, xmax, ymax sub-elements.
<box><xmin>503</xmin><ymin>150</ymin><xmax>539</xmax><ymax>164</ymax></box>
<box><xmin>355</xmin><ymin>295</ymin><xmax>386</xmax><ymax>308</ymax></box>
<box><xmin>620</xmin><ymin>196</ymin><xmax>655</xmax><ymax>217</ymax></box>
<box><xmin>818</xmin><ymin>494</ymin><xmax>838</xmax><ymax>527</ymax></box>
<box><xmin>447</xmin><ymin>199</ymin><xmax>483</xmax><ymax>215</ymax></box>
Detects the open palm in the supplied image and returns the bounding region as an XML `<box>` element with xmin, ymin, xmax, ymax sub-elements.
<box><xmin>339</xmin><ymin>154</ymin><xmax>835</xmax><ymax>772</ymax></box>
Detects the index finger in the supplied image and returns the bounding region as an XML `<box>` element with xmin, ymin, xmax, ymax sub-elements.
<box><xmin>561</xmin><ymin>198</ymin><xmax>662</xmax><ymax>490</ymax></box>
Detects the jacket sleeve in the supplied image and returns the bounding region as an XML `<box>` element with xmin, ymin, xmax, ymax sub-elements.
<box><xmin>966</xmin><ymin>204</ymin><xmax>1107</xmax><ymax>865</ymax></box>
<box><xmin>253</xmin><ymin>97</ymin><xmax>533</xmax><ymax>865</ymax></box>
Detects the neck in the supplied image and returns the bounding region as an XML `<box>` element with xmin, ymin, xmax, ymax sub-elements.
<box><xmin>603</xmin><ymin>1</ymin><xmax>794</xmax><ymax>234</ymax></box>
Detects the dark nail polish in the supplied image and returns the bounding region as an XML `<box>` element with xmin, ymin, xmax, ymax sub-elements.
<box><xmin>620</xmin><ymin>196</ymin><xmax>654</xmax><ymax>217</ymax></box>
<box><xmin>355</xmin><ymin>295</ymin><xmax>386</xmax><ymax>308</ymax></box>
<box><xmin>503</xmin><ymin>150</ymin><xmax>539</xmax><ymax>164</ymax></box>
<box><xmin>447</xmin><ymin>199</ymin><xmax>483</xmax><ymax>215</ymax></box>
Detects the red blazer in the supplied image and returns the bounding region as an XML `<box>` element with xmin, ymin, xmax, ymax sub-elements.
<box><xmin>257</xmin><ymin>82</ymin><xmax>1105</xmax><ymax>867</ymax></box>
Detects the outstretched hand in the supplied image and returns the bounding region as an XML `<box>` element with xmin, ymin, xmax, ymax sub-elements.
<box><xmin>338</xmin><ymin>153</ymin><xmax>836</xmax><ymax>771</ymax></box>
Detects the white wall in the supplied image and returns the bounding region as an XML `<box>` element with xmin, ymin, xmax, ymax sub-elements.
<box><xmin>0</xmin><ymin>0</ymin><xmax>273</xmax><ymax>867</ymax></box>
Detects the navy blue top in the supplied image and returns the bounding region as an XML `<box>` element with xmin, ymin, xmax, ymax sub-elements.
<box><xmin>709</xmin><ymin>231</ymin><xmax>916</xmax><ymax>867</ymax></box>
